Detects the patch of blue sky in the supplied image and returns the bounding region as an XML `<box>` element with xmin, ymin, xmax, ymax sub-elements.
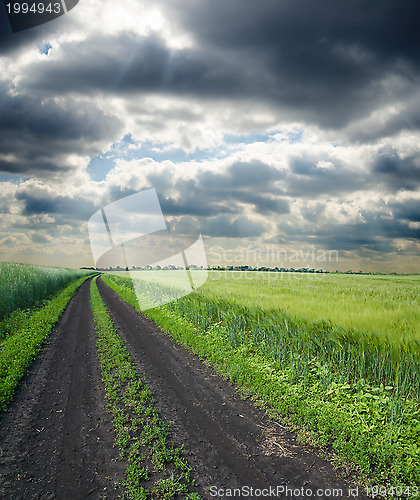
<box><xmin>224</xmin><ymin>132</ymin><xmax>271</xmax><ymax>145</ymax></box>
<box><xmin>88</xmin><ymin>134</ymin><xmax>230</xmax><ymax>181</ymax></box>
<box><xmin>224</xmin><ymin>129</ymin><xmax>303</xmax><ymax>146</ymax></box>
<box><xmin>0</xmin><ymin>173</ymin><xmax>30</xmax><ymax>183</ymax></box>
<box><xmin>284</xmin><ymin>129</ymin><xmax>304</xmax><ymax>143</ymax></box>
<box><xmin>87</xmin><ymin>134</ymin><xmax>136</xmax><ymax>181</ymax></box>
<box><xmin>39</xmin><ymin>43</ymin><xmax>52</xmax><ymax>55</ymax></box>
<box><xmin>86</xmin><ymin>155</ymin><xmax>116</xmax><ymax>182</ymax></box>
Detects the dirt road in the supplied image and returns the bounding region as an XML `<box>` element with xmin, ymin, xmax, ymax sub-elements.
<box><xmin>0</xmin><ymin>277</ymin><xmax>366</xmax><ymax>499</ymax></box>
<box><xmin>0</xmin><ymin>278</ymin><xmax>123</xmax><ymax>499</ymax></box>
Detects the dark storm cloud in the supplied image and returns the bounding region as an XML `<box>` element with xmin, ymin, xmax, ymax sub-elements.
<box><xmin>299</xmin><ymin>202</ymin><xmax>326</xmax><ymax>224</ymax></box>
<box><xmin>164</xmin><ymin>0</ymin><xmax>420</xmax><ymax>128</ymax></box>
<box><xmin>389</xmin><ymin>199</ymin><xmax>420</xmax><ymax>222</ymax></box>
<box><xmin>193</xmin><ymin>161</ymin><xmax>283</xmax><ymax>193</ymax></box>
<box><xmin>160</xmin><ymin>188</ymin><xmax>289</xmax><ymax>219</ymax></box>
<box><xmin>170</xmin><ymin>0</ymin><xmax>420</xmax><ymax>63</ymax></box>
<box><xmin>229</xmin><ymin>161</ymin><xmax>283</xmax><ymax>187</ymax></box>
<box><xmin>78</xmin><ymin>150</ymin><xmax>420</xmax><ymax>249</ymax></box>
<box><xmin>357</xmin><ymin>211</ymin><xmax>420</xmax><ymax>241</ymax></box>
<box><xmin>235</xmin><ymin>192</ymin><xmax>289</xmax><ymax>215</ymax></box>
<box><xmin>145</xmin><ymin>152</ymin><xmax>417</xmax><ymax>227</ymax></box>
<box><xmin>373</xmin><ymin>147</ymin><xmax>420</xmax><ymax>191</ymax></box>
<box><xmin>203</xmin><ymin>215</ymin><xmax>266</xmax><ymax>238</ymax></box>
<box><xmin>321</xmin><ymin>218</ymin><xmax>420</xmax><ymax>252</ymax></box>
<box><xmin>275</xmin><ymin>147</ymin><xmax>420</xmax><ymax>198</ymax></box>
<box><xmin>20</xmin><ymin>30</ymin><xmax>376</xmax><ymax>128</ymax></box>
<box><xmin>23</xmin><ymin>33</ymin><xmax>245</xmax><ymax>96</ymax></box>
<box><xmin>3</xmin><ymin>0</ymin><xmax>420</xmax><ymax>136</ymax></box>
<box><xmin>144</xmin><ymin>159</ymin><xmax>288</xmax><ymax>221</ymax></box>
<box><xmin>286</xmin><ymin>156</ymin><xmax>367</xmax><ymax>197</ymax></box>
<box><xmin>275</xmin><ymin>225</ymin><xmax>398</xmax><ymax>254</ymax></box>
<box><xmin>160</xmin><ymin>195</ymin><xmax>235</xmax><ymax>217</ymax></box>
<box><xmin>0</xmin><ymin>83</ymin><xmax>122</xmax><ymax>175</ymax></box>
<box><xmin>278</xmin><ymin>205</ymin><xmax>420</xmax><ymax>253</ymax></box>
<box><xmin>14</xmin><ymin>0</ymin><xmax>418</xmax><ymax>131</ymax></box>
<box><xmin>16</xmin><ymin>190</ymin><xmax>96</xmax><ymax>221</ymax></box>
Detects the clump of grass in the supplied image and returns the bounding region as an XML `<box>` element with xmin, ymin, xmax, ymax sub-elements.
<box><xmin>90</xmin><ymin>277</ymin><xmax>202</xmax><ymax>500</ymax></box>
<box><xmin>0</xmin><ymin>262</ymin><xmax>94</xmax><ymax>321</ymax></box>
<box><xmin>0</xmin><ymin>308</ymin><xmax>33</xmax><ymax>344</ymax></box>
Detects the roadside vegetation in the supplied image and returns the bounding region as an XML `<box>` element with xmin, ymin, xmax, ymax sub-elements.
<box><xmin>90</xmin><ymin>277</ymin><xmax>201</xmax><ymax>500</ymax></box>
<box><xmin>102</xmin><ymin>272</ymin><xmax>420</xmax><ymax>494</ymax></box>
<box><xmin>0</xmin><ymin>275</ymin><xmax>90</xmax><ymax>412</ymax></box>
<box><xmin>0</xmin><ymin>262</ymin><xmax>93</xmax><ymax>321</ymax></box>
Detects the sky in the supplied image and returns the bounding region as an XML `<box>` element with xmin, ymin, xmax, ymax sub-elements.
<box><xmin>0</xmin><ymin>0</ymin><xmax>420</xmax><ymax>273</ymax></box>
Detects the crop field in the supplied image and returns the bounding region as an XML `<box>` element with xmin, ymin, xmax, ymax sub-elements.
<box><xmin>199</xmin><ymin>271</ymin><xmax>420</xmax><ymax>343</ymax></box>
<box><xmin>105</xmin><ymin>270</ymin><xmax>420</xmax><ymax>343</ymax></box>
<box><xmin>0</xmin><ymin>262</ymin><xmax>94</xmax><ymax>321</ymax></box>
<box><xmin>105</xmin><ymin>271</ymin><xmax>420</xmax><ymax>396</ymax></box>
<box><xmin>103</xmin><ymin>270</ymin><xmax>420</xmax><ymax>491</ymax></box>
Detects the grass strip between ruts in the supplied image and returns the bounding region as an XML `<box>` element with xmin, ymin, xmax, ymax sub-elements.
<box><xmin>102</xmin><ymin>275</ymin><xmax>420</xmax><ymax>497</ymax></box>
<box><xmin>90</xmin><ymin>277</ymin><xmax>202</xmax><ymax>500</ymax></box>
<box><xmin>0</xmin><ymin>276</ymin><xmax>90</xmax><ymax>413</ymax></box>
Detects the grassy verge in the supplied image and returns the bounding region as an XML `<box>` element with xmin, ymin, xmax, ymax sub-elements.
<box><xmin>102</xmin><ymin>274</ymin><xmax>420</xmax><ymax>496</ymax></box>
<box><xmin>0</xmin><ymin>262</ymin><xmax>94</xmax><ymax>321</ymax></box>
<box><xmin>0</xmin><ymin>276</ymin><xmax>89</xmax><ymax>413</ymax></box>
<box><xmin>90</xmin><ymin>277</ymin><xmax>202</xmax><ymax>500</ymax></box>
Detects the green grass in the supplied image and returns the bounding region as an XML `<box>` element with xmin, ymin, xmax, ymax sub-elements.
<box><xmin>102</xmin><ymin>273</ymin><xmax>420</xmax><ymax>494</ymax></box>
<box><xmin>103</xmin><ymin>273</ymin><xmax>420</xmax><ymax>398</ymax></box>
<box><xmin>199</xmin><ymin>271</ymin><xmax>420</xmax><ymax>344</ymax></box>
<box><xmin>0</xmin><ymin>262</ymin><xmax>94</xmax><ymax>321</ymax></box>
<box><xmin>90</xmin><ymin>277</ymin><xmax>202</xmax><ymax>500</ymax></box>
<box><xmin>0</xmin><ymin>276</ymin><xmax>89</xmax><ymax>413</ymax></box>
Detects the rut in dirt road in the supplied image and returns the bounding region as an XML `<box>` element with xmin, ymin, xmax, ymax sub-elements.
<box><xmin>0</xmin><ymin>278</ymin><xmax>124</xmax><ymax>500</ymax></box>
<box><xmin>97</xmin><ymin>277</ymin><xmax>366</xmax><ymax>500</ymax></box>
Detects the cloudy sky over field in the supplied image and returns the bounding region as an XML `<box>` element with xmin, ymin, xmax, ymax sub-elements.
<box><xmin>0</xmin><ymin>0</ymin><xmax>420</xmax><ymax>272</ymax></box>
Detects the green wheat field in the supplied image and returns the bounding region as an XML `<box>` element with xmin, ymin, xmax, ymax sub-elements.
<box><xmin>199</xmin><ymin>271</ymin><xmax>420</xmax><ymax>343</ymax></box>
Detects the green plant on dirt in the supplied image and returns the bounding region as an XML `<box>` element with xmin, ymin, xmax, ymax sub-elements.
<box><xmin>151</xmin><ymin>472</ymin><xmax>189</xmax><ymax>499</ymax></box>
